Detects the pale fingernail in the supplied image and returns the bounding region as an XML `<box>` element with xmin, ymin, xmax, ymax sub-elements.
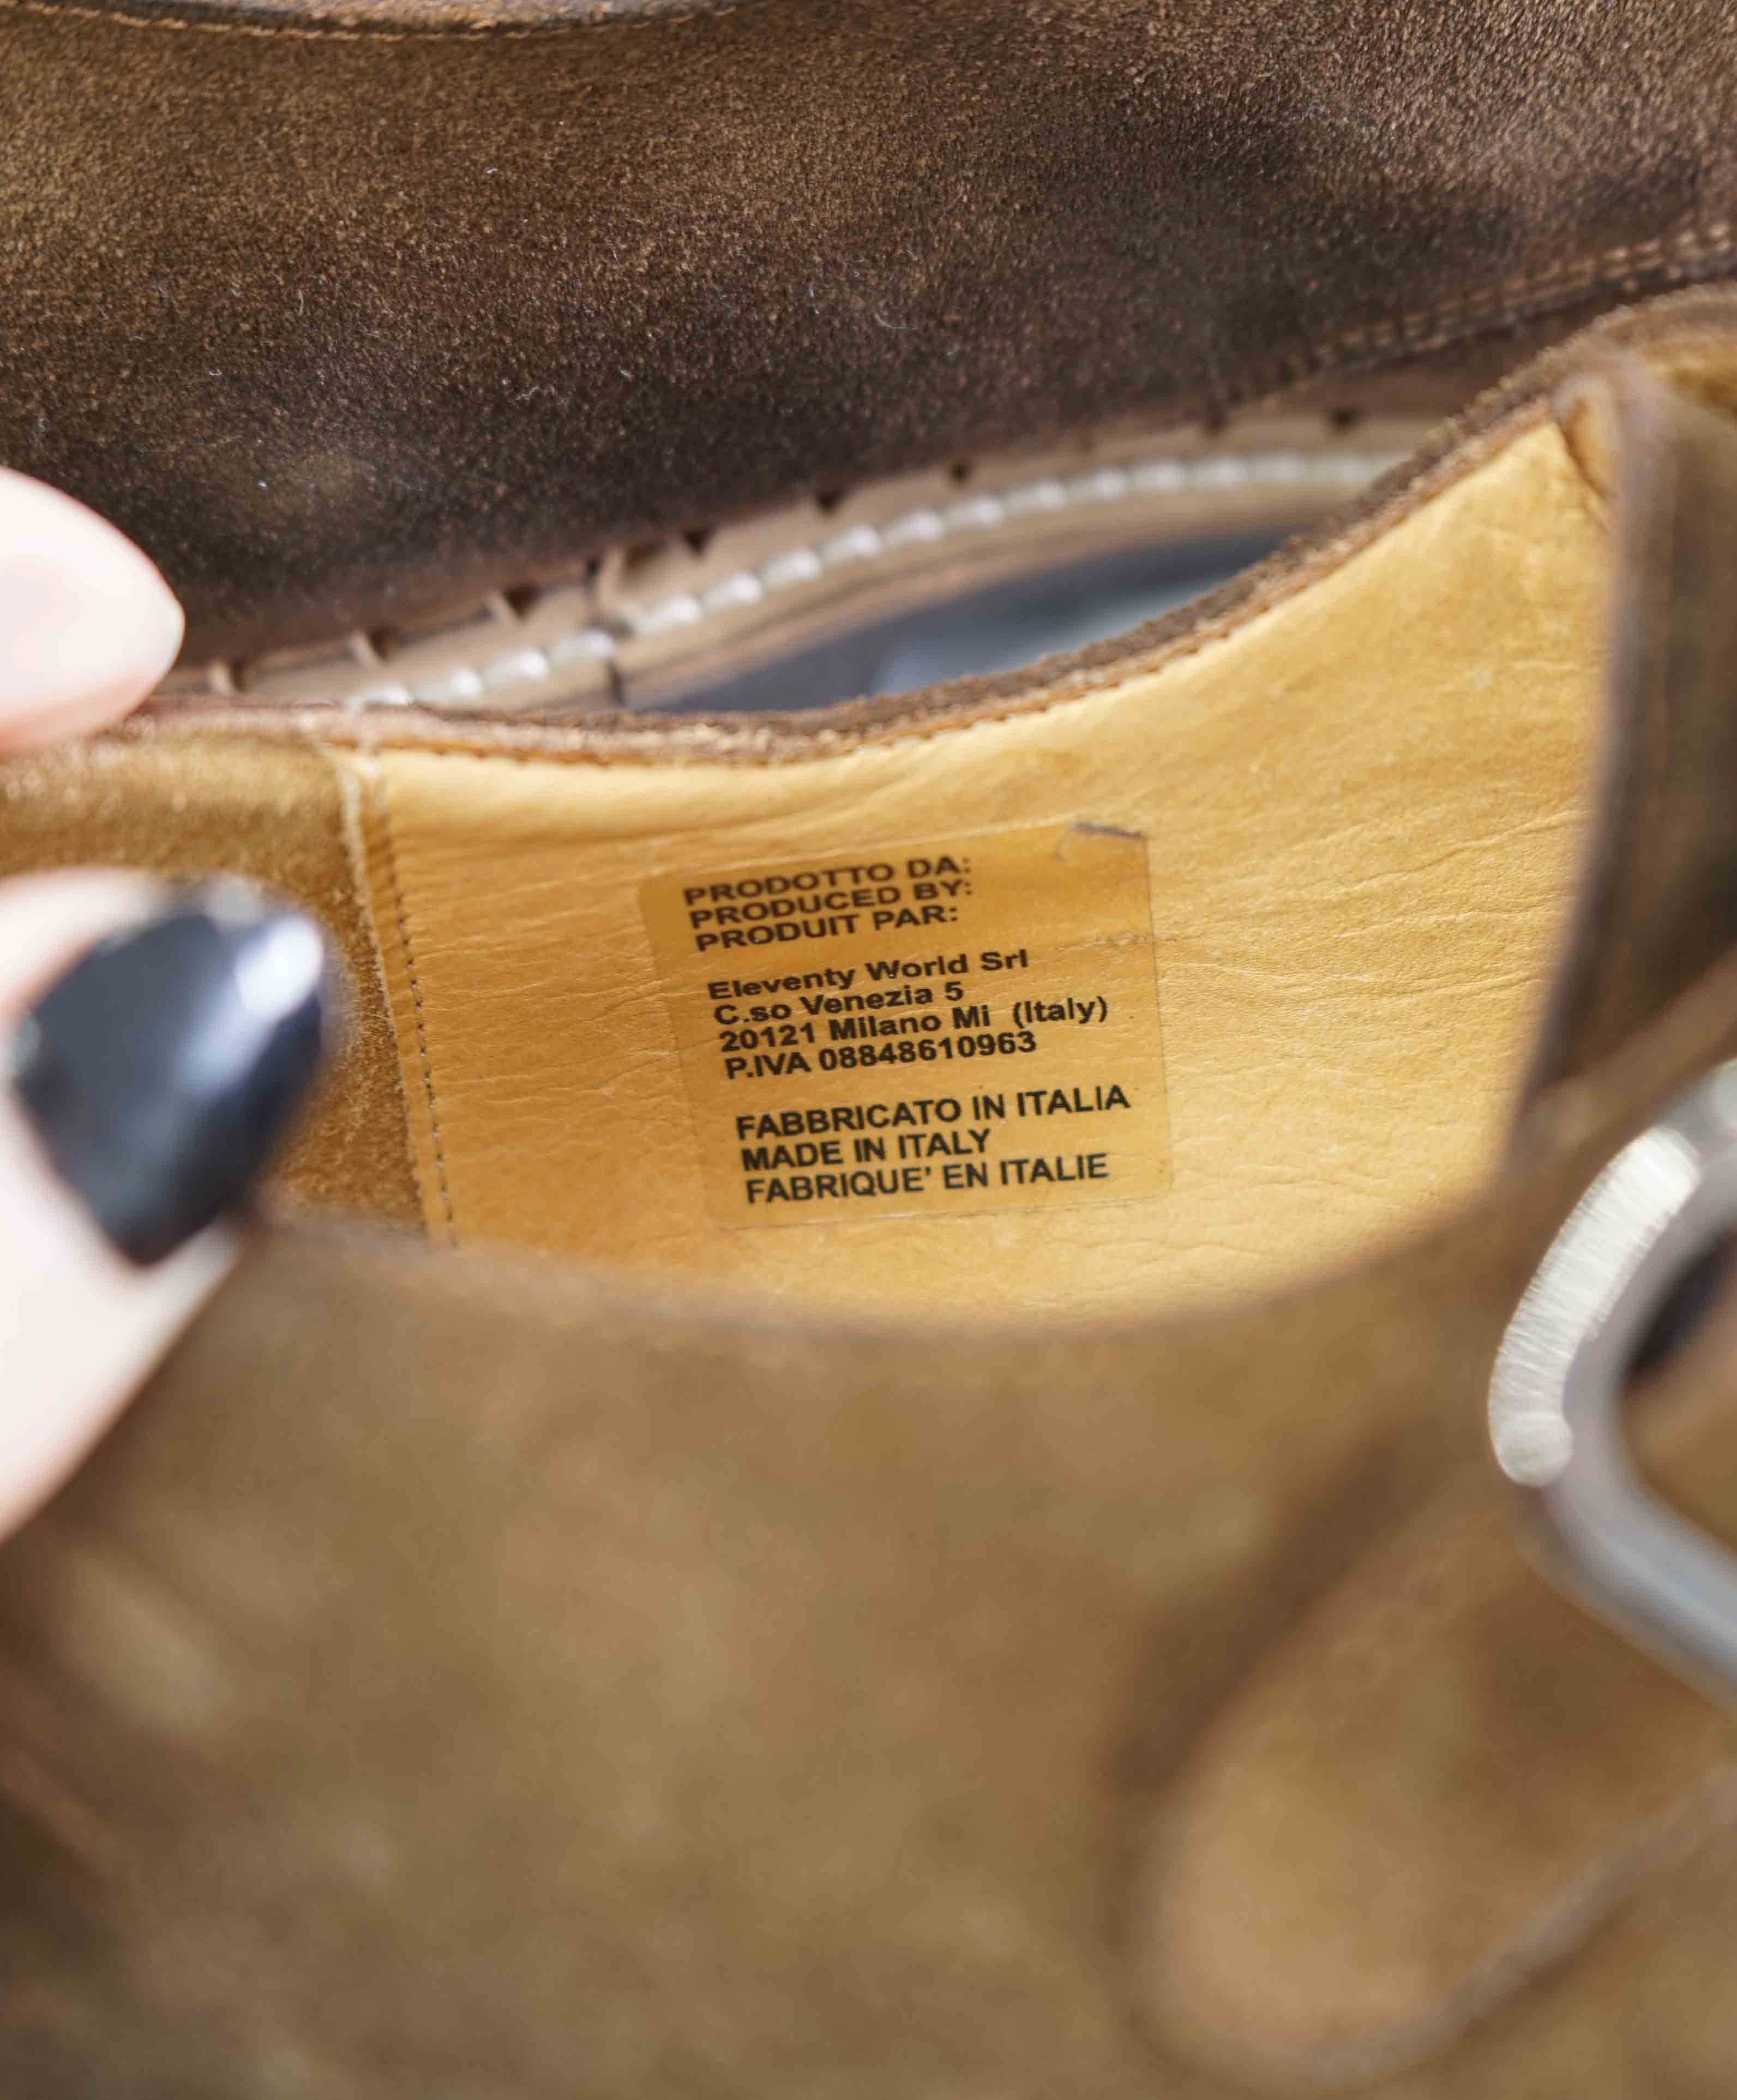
<box><xmin>0</xmin><ymin>470</ymin><xmax>184</xmax><ymax>740</ymax></box>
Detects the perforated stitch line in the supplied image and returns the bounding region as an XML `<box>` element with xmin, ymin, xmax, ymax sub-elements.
<box><xmin>328</xmin><ymin>444</ymin><xmax>1407</xmax><ymax>715</ymax></box>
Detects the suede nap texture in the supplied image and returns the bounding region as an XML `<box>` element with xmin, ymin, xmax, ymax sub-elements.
<box><xmin>6</xmin><ymin>0</ymin><xmax>1737</xmax><ymax>659</ymax></box>
<box><xmin>4</xmin><ymin>917</ymin><xmax>1737</xmax><ymax>2098</ymax></box>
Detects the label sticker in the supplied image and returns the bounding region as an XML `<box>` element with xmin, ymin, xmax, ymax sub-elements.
<box><xmin>640</xmin><ymin>822</ymin><xmax>1170</xmax><ymax>1228</ymax></box>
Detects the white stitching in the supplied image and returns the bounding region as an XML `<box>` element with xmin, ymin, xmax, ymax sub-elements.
<box><xmin>298</xmin><ymin>442</ymin><xmax>1405</xmax><ymax>713</ymax></box>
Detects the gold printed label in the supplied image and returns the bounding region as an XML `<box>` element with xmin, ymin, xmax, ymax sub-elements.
<box><xmin>640</xmin><ymin>821</ymin><xmax>1170</xmax><ymax>1228</ymax></box>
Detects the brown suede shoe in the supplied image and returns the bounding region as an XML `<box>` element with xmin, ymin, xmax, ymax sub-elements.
<box><xmin>8</xmin><ymin>285</ymin><xmax>1737</xmax><ymax>2091</ymax></box>
<box><xmin>14</xmin><ymin>2</ymin><xmax>1737</xmax><ymax>2085</ymax></box>
<box><xmin>8</xmin><ymin>0</ymin><xmax>1737</xmax><ymax>707</ymax></box>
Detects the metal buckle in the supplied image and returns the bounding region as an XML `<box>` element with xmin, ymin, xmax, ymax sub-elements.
<box><xmin>1490</xmin><ymin>1060</ymin><xmax>1737</xmax><ymax>1697</ymax></box>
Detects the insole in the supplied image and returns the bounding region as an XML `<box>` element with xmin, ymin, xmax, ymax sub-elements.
<box><xmin>323</xmin><ymin>418</ymin><xmax>1601</xmax><ymax>1312</ymax></box>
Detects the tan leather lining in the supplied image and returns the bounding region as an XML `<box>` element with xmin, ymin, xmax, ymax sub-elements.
<box><xmin>328</xmin><ymin>421</ymin><xmax>1601</xmax><ymax>1311</ymax></box>
<box><xmin>0</xmin><ymin>340</ymin><xmax>1625</xmax><ymax>1316</ymax></box>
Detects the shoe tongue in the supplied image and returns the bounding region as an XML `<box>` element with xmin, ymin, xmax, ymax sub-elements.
<box><xmin>1523</xmin><ymin>361</ymin><xmax>1737</xmax><ymax>1108</ymax></box>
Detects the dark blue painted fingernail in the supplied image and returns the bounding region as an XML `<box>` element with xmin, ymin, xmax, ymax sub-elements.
<box><xmin>9</xmin><ymin>880</ymin><xmax>334</xmax><ymax>1265</ymax></box>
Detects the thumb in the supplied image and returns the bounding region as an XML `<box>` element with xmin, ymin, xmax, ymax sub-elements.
<box><xmin>1</xmin><ymin>874</ymin><xmax>333</xmax><ymax>1539</ymax></box>
<box><xmin>0</xmin><ymin>472</ymin><xmax>330</xmax><ymax>1538</ymax></box>
<box><xmin>0</xmin><ymin>465</ymin><xmax>183</xmax><ymax>748</ymax></box>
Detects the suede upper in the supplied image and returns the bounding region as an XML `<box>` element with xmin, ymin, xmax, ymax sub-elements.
<box><xmin>14</xmin><ymin>7</ymin><xmax>1737</xmax><ymax>2085</ymax></box>
<box><xmin>7</xmin><ymin>0</ymin><xmax>1737</xmax><ymax>658</ymax></box>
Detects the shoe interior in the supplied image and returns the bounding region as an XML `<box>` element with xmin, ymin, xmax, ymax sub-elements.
<box><xmin>3</xmin><ymin>409</ymin><xmax>1605</xmax><ymax>1313</ymax></box>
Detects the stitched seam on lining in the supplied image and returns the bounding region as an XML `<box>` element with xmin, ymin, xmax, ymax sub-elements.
<box><xmin>367</xmin><ymin>760</ymin><xmax>457</xmax><ymax>1244</ymax></box>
